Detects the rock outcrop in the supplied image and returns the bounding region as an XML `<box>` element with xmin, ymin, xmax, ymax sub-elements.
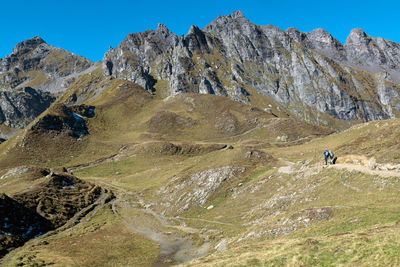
<box><xmin>103</xmin><ymin>11</ymin><xmax>400</xmax><ymax>125</ymax></box>
<box><xmin>0</xmin><ymin>87</ymin><xmax>55</xmax><ymax>130</ymax></box>
<box><xmin>2</xmin><ymin>13</ymin><xmax>400</xmax><ymax>132</ymax></box>
<box><xmin>32</xmin><ymin>104</ymin><xmax>94</xmax><ymax>138</ymax></box>
<box><xmin>344</xmin><ymin>29</ymin><xmax>400</xmax><ymax>76</ymax></box>
<box><xmin>0</xmin><ymin>37</ymin><xmax>93</xmax><ymax>93</ymax></box>
<box><xmin>0</xmin><ymin>37</ymin><xmax>94</xmax><ymax>139</ymax></box>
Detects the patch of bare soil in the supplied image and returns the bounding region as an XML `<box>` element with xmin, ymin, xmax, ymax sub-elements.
<box><xmin>331</xmin><ymin>154</ymin><xmax>400</xmax><ymax>178</ymax></box>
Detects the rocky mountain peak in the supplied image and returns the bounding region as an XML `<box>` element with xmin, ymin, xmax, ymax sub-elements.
<box><xmin>0</xmin><ymin>37</ymin><xmax>93</xmax><ymax>139</ymax></box>
<box><xmin>203</xmin><ymin>10</ymin><xmax>252</xmax><ymax>34</ymax></box>
<box><xmin>307</xmin><ymin>28</ymin><xmax>337</xmax><ymax>43</ymax></box>
<box><xmin>0</xmin><ymin>38</ymin><xmax>93</xmax><ymax>93</ymax></box>
<box><xmin>187</xmin><ymin>25</ymin><xmax>203</xmax><ymax>36</ymax></box>
<box><xmin>155</xmin><ymin>23</ymin><xmax>173</xmax><ymax>37</ymax></box>
<box><xmin>230</xmin><ymin>10</ymin><xmax>245</xmax><ymax>19</ymax></box>
<box><xmin>285</xmin><ymin>27</ymin><xmax>308</xmax><ymax>42</ymax></box>
<box><xmin>12</xmin><ymin>36</ymin><xmax>49</xmax><ymax>55</ymax></box>
<box><xmin>345</xmin><ymin>28</ymin><xmax>369</xmax><ymax>46</ymax></box>
<box><xmin>343</xmin><ymin>28</ymin><xmax>398</xmax><ymax>70</ymax></box>
<box><xmin>306</xmin><ymin>28</ymin><xmax>345</xmax><ymax>58</ymax></box>
<box><xmin>285</xmin><ymin>27</ymin><xmax>346</xmax><ymax>61</ymax></box>
<box><xmin>156</xmin><ymin>23</ymin><xmax>168</xmax><ymax>31</ymax></box>
<box><xmin>102</xmin><ymin>11</ymin><xmax>400</xmax><ymax>124</ymax></box>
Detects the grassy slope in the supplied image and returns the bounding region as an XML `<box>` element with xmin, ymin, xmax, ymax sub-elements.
<box><xmin>1</xmin><ymin>205</ymin><xmax>159</xmax><ymax>267</ymax></box>
<box><xmin>180</xmin><ymin>120</ymin><xmax>400</xmax><ymax>266</ymax></box>
<box><xmin>1</xmin><ymin>73</ymin><xmax>400</xmax><ymax>266</ymax></box>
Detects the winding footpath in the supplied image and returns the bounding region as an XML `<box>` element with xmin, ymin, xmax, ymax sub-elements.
<box><xmin>330</xmin><ymin>163</ymin><xmax>400</xmax><ymax>178</ymax></box>
<box><xmin>89</xmin><ymin>179</ymin><xmax>212</xmax><ymax>266</ymax></box>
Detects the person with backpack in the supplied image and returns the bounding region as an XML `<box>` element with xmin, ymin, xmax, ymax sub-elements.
<box><xmin>323</xmin><ymin>149</ymin><xmax>330</xmax><ymax>165</ymax></box>
<box><xmin>329</xmin><ymin>151</ymin><xmax>334</xmax><ymax>164</ymax></box>
<box><xmin>323</xmin><ymin>149</ymin><xmax>337</xmax><ymax>165</ymax></box>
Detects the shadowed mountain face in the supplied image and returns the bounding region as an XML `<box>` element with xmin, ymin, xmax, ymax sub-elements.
<box><xmin>0</xmin><ymin>37</ymin><xmax>94</xmax><ymax>139</ymax></box>
<box><xmin>103</xmin><ymin>11</ymin><xmax>400</xmax><ymax>125</ymax></box>
<box><xmin>0</xmin><ymin>87</ymin><xmax>55</xmax><ymax>130</ymax></box>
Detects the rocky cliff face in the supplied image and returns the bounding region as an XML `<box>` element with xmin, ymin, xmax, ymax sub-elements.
<box><xmin>2</xmin><ymin>12</ymin><xmax>400</xmax><ymax>133</ymax></box>
<box><xmin>0</xmin><ymin>37</ymin><xmax>93</xmax><ymax>93</ymax></box>
<box><xmin>344</xmin><ymin>29</ymin><xmax>400</xmax><ymax>75</ymax></box>
<box><xmin>0</xmin><ymin>87</ymin><xmax>55</xmax><ymax>130</ymax></box>
<box><xmin>102</xmin><ymin>11</ymin><xmax>400</xmax><ymax>125</ymax></box>
<box><xmin>0</xmin><ymin>37</ymin><xmax>94</xmax><ymax>139</ymax></box>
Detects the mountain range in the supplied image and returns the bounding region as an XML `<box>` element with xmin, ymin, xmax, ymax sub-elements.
<box><xmin>1</xmin><ymin>10</ymin><xmax>400</xmax><ymax>266</ymax></box>
<box><xmin>1</xmin><ymin>11</ymin><xmax>400</xmax><ymax>140</ymax></box>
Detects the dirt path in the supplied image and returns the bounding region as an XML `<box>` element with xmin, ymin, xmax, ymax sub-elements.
<box><xmin>175</xmin><ymin>216</ymin><xmax>235</xmax><ymax>226</ymax></box>
<box><xmin>68</xmin><ymin>144</ymin><xmax>138</xmax><ymax>172</ymax></box>
<box><xmin>279</xmin><ymin>156</ymin><xmax>400</xmax><ymax>179</ymax></box>
<box><xmin>89</xmin><ymin>179</ymin><xmax>210</xmax><ymax>266</ymax></box>
<box><xmin>329</xmin><ymin>163</ymin><xmax>400</xmax><ymax>178</ymax></box>
<box><xmin>198</xmin><ymin>126</ymin><xmax>261</xmax><ymax>142</ymax></box>
<box><xmin>278</xmin><ymin>154</ymin><xmax>400</xmax><ymax>178</ymax></box>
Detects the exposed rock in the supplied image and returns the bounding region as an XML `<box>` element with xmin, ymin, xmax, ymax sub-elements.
<box><xmin>345</xmin><ymin>28</ymin><xmax>400</xmax><ymax>73</ymax></box>
<box><xmin>240</xmin><ymin>207</ymin><xmax>333</xmax><ymax>241</ymax></box>
<box><xmin>102</xmin><ymin>11</ymin><xmax>400</xmax><ymax>125</ymax></box>
<box><xmin>158</xmin><ymin>166</ymin><xmax>245</xmax><ymax>214</ymax></box>
<box><xmin>276</xmin><ymin>135</ymin><xmax>288</xmax><ymax>142</ymax></box>
<box><xmin>0</xmin><ymin>37</ymin><xmax>93</xmax><ymax>93</ymax></box>
<box><xmin>0</xmin><ymin>87</ymin><xmax>55</xmax><ymax>129</ymax></box>
<box><xmin>0</xmin><ymin>37</ymin><xmax>94</xmax><ymax>139</ymax></box>
<box><xmin>31</xmin><ymin>104</ymin><xmax>94</xmax><ymax>137</ymax></box>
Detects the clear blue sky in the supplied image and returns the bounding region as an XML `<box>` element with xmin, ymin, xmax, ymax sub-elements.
<box><xmin>1</xmin><ymin>0</ymin><xmax>399</xmax><ymax>62</ymax></box>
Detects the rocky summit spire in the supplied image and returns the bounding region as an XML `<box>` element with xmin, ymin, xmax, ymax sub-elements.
<box><xmin>155</xmin><ymin>23</ymin><xmax>177</xmax><ymax>40</ymax></box>
<box><xmin>156</xmin><ymin>23</ymin><xmax>169</xmax><ymax>32</ymax></box>
<box><xmin>345</xmin><ymin>28</ymin><xmax>369</xmax><ymax>46</ymax></box>
<box><xmin>231</xmin><ymin>10</ymin><xmax>245</xmax><ymax>19</ymax></box>
<box><xmin>187</xmin><ymin>25</ymin><xmax>201</xmax><ymax>35</ymax></box>
<box><xmin>307</xmin><ymin>28</ymin><xmax>344</xmax><ymax>50</ymax></box>
<box><xmin>12</xmin><ymin>36</ymin><xmax>46</xmax><ymax>55</ymax></box>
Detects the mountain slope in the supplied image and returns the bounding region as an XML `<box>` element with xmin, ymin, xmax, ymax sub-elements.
<box><xmin>103</xmin><ymin>11</ymin><xmax>400</xmax><ymax>127</ymax></box>
<box><xmin>0</xmin><ymin>37</ymin><xmax>94</xmax><ymax>140</ymax></box>
<box><xmin>0</xmin><ymin>37</ymin><xmax>93</xmax><ymax>93</ymax></box>
<box><xmin>2</xmin><ymin>10</ymin><xmax>400</xmax><ymax>267</ymax></box>
<box><xmin>1</xmin><ymin>80</ymin><xmax>400</xmax><ymax>265</ymax></box>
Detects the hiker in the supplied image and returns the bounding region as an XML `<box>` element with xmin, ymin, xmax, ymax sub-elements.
<box><xmin>330</xmin><ymin>151</ymin><xmax>338</xmax><ymax>165</ymax></box>
<box><xmin>323</xmin><ymin>149</ymin><xmax>330</xmax><ymax>165</ymax></box>
<box><xmin>329</xmin><ymin>151</ymin><xmax>334</xmax><ymax>164</ymax></box>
